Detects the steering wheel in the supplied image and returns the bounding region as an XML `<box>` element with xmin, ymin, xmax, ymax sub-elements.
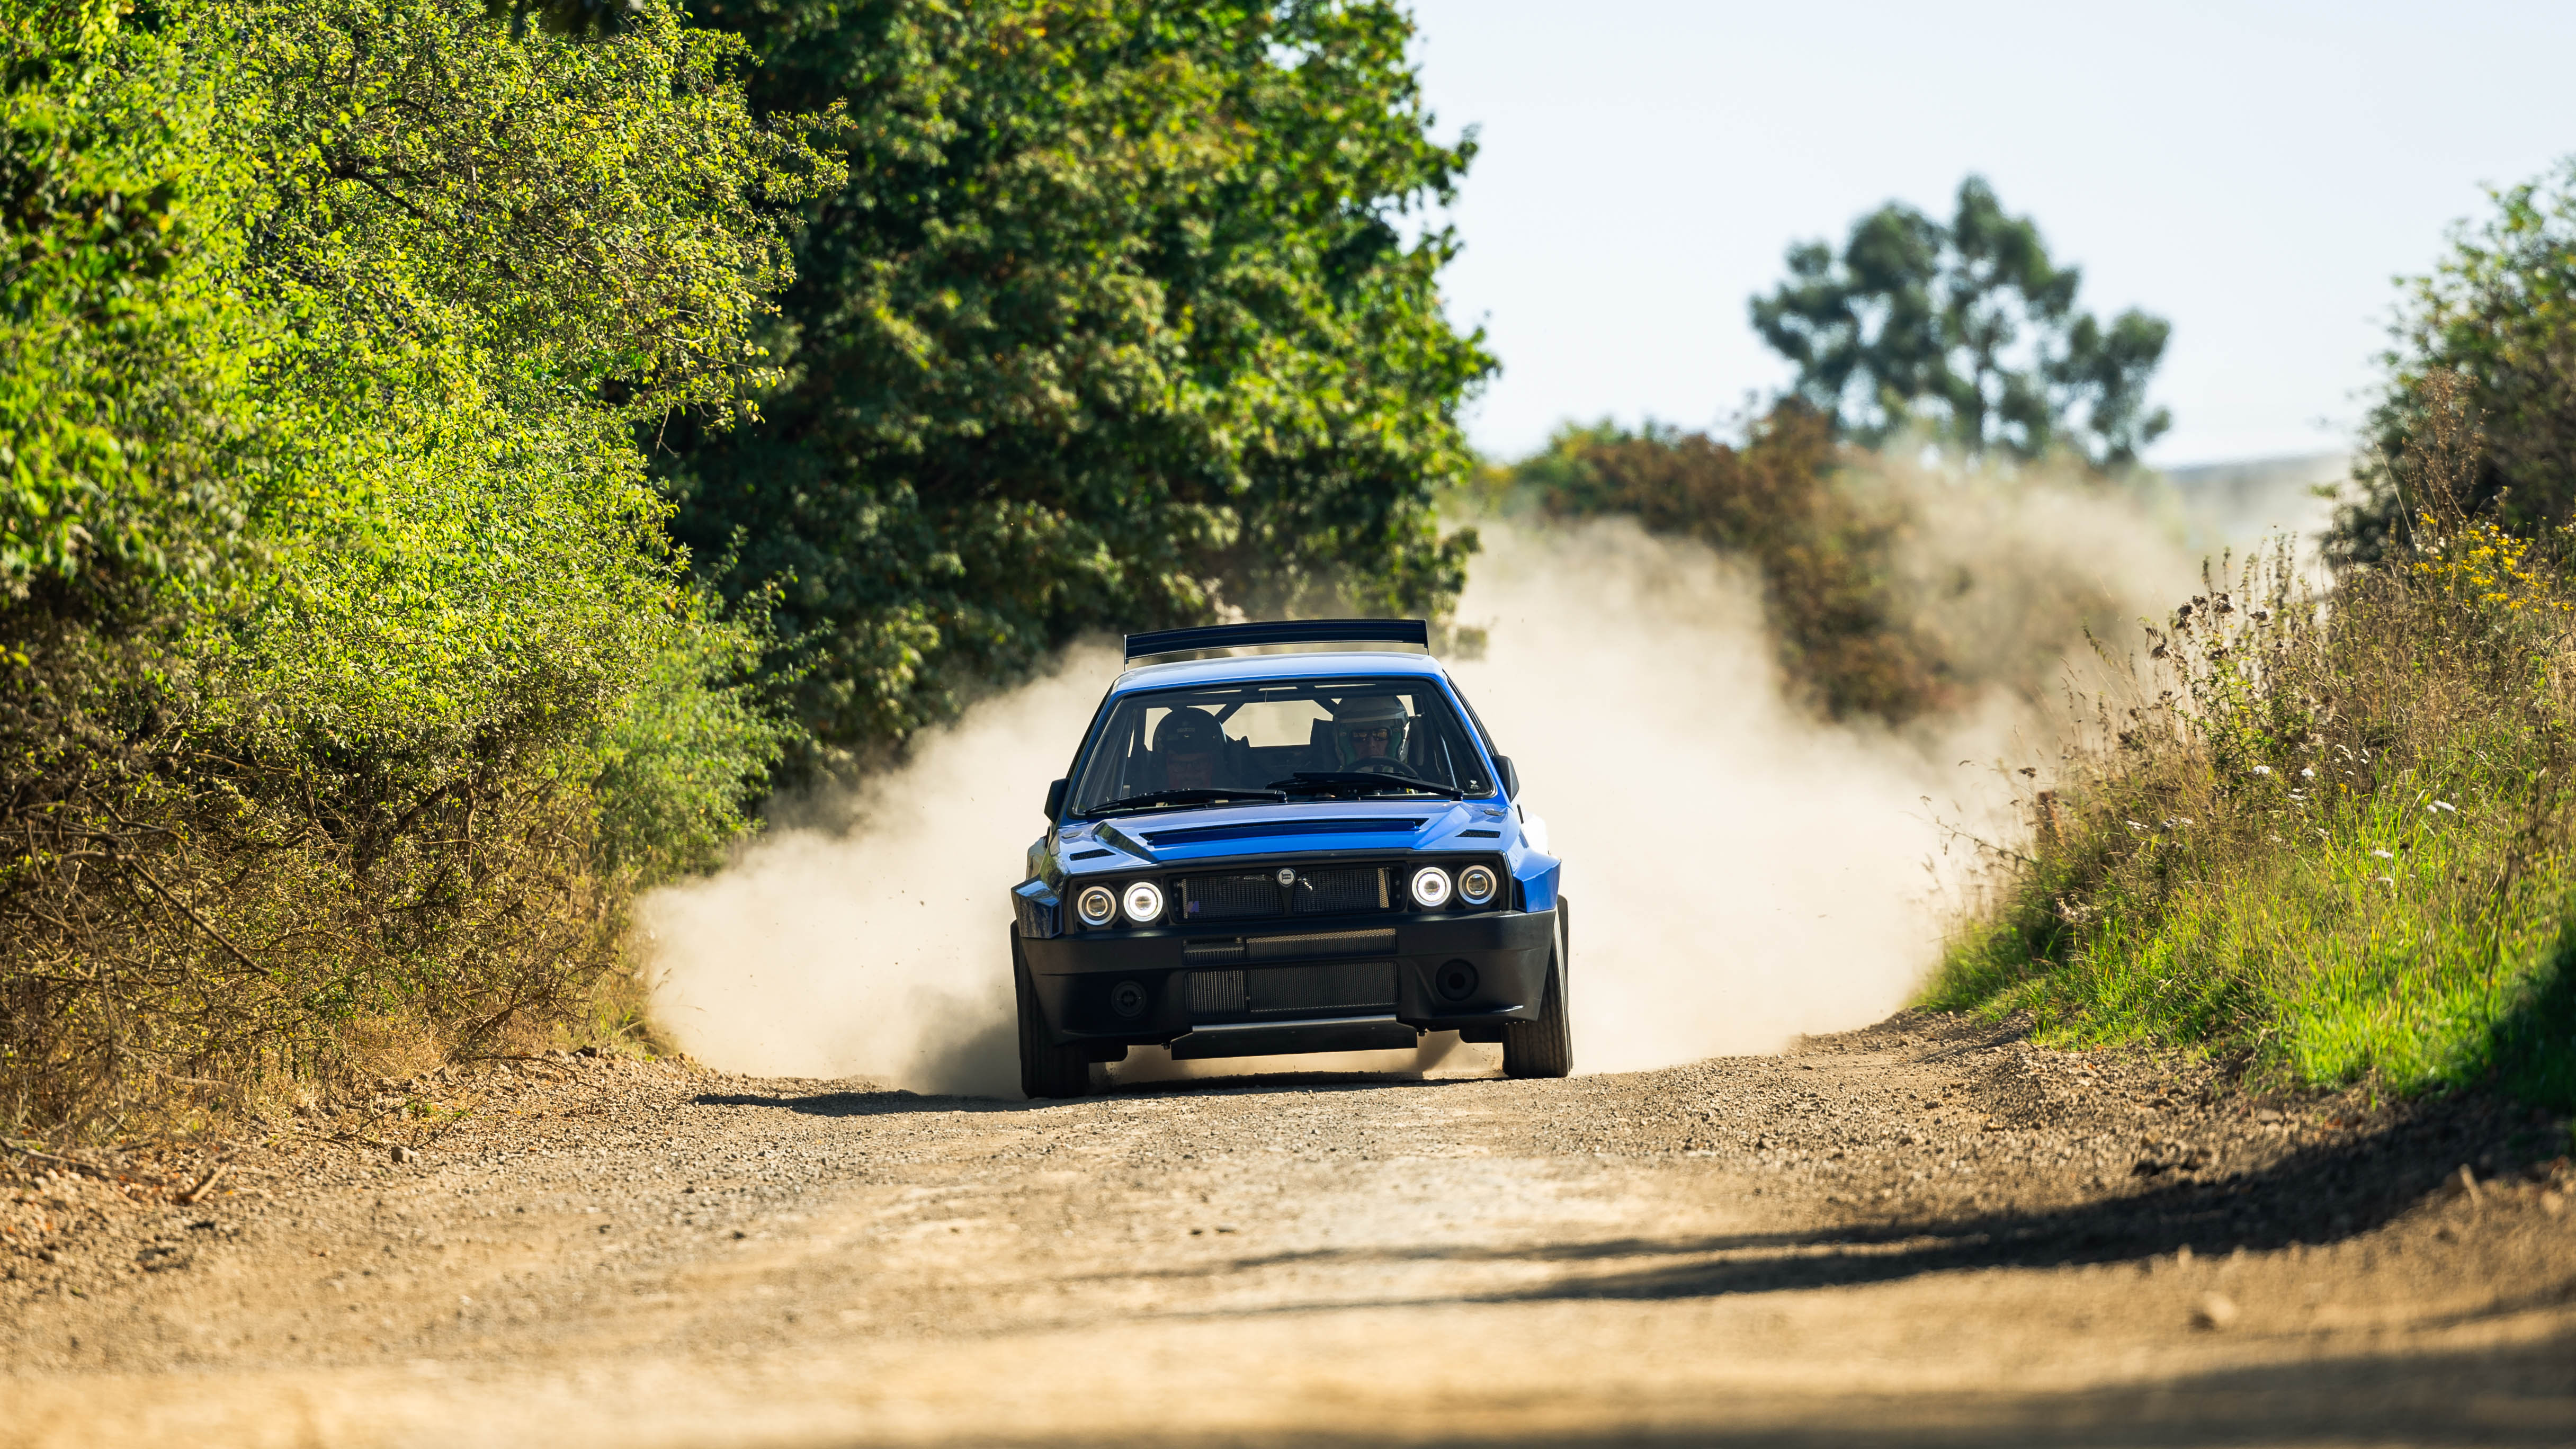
<box><xmin>1346</xmin><ymin>758</ymin><xmax>1410</xmax><ymax>776</ymax></box>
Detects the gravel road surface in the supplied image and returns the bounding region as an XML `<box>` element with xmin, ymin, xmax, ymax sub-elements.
<box><xmin>4</xmin><ymin>1012</ymin><xmax>2572</xmax><ymax>1447</ymax></box>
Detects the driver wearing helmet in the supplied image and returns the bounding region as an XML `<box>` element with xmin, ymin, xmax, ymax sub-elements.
<box><xmin>1153</xmin><ymin>706</ymin><xmax>1232</xmax><ymax>790</ymax></box>
<box><xmin>1327</xmin><ymin>695</ymin><xmax>1411</xmax><ymax>772</ymax></box>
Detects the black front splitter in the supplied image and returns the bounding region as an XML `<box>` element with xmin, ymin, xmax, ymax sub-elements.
<box><xmin>1164</xmin><ymin>1015</ymin><xmax>1421</xmax><ymax>1060</ymax></box>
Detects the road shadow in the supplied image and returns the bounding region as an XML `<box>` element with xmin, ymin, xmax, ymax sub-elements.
<box><xmin>897</xmin><ymin>1329</ymin><xmax>2576</xmax><ymax>1447</ymax></box>
<box><xmin>691</xmin><ymin>1088</ymin><xmax>1029</xmax><ymax>1118</ymax></box>
<box><xmin>1138</xmin><ymin>1087</ymin><xmax>2570</xmax><ymax>1310</ymax></box>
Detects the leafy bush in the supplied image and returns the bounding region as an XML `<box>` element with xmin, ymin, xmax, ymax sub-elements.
<box><xmin>1937</xmin><ymin>377</ymin><xmax>2576</xmax><ymax>1108</ymax></box>
<box><xmin>0</xmin><ymin>0</ymin><xmax>822</xmax><ymax>1139</ymax></box>
<box><xmin>1</xmin><ymin>2</ymin><xmax>264</xmax><ymax>613</ymax></box>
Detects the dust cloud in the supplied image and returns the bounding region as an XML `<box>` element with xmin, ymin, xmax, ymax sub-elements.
<box><xmin>642</xmin><ymin>471</ymin><xmax>2197</xmax><ymax>1095</ymax></box>
<box><xmin>638</xmin><ymin>654</ymin><xmax>1117</xmax><ymax>1097</ymax></box>
<box><xmin>1448</xmin><ymin>520</ymin><xmax>2019</xmax><ymax>1070</ymax></box>
<box><xmin>1443</xmin><ymin>452</ymin><xmax>2207</xmax><ymax>1068</ymax></box>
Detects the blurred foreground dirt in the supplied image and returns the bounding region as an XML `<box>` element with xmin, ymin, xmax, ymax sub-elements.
<box><xmin>4</xmin><ymin>1012</ymin><xmax>2572</xmax><ymax>1447</ymax></box>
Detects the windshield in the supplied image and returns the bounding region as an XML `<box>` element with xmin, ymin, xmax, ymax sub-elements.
<box><xmin>1068</xmin><ymin>677</ymin><xmax>1496</xmax><ymax>816</ymax></box>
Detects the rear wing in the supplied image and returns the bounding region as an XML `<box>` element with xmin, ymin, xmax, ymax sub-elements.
<box><xmin>1122</xmin><ymin>618</ymin><xmax>1429</xmax><ymax>662</ymax></box>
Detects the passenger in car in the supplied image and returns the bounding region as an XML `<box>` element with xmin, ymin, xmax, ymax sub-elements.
<box><xmin>1152</xmin><ymin>706</ymin><xmax>1234</xmax><ymax>790</ymax></box>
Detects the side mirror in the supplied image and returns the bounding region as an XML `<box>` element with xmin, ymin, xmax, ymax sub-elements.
<box><xmin>1043</xmin><ymin>778</ymin><xmax>1067</xmax><ymax>821</ymax></box>
<box><xmin>1492</xmin><ymin>755</ymin><xmax>1519</xmax><ymax>800</ymax></box>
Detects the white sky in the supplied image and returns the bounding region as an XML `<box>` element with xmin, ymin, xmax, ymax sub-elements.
<box><xmin>1406</xmin><ymin>0</ymin><xmax>2576</xmax><ymax>467</ymax></box>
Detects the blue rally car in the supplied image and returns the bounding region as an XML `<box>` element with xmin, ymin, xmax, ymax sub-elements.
<box><xmin>1009</xmin><ymin>619</ymin><xmax>1571</xmax><ymax>1098</ymax></box>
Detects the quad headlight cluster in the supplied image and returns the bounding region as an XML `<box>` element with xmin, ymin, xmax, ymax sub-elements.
<box><xmin>1074</xmin><ymin>859</ymin><xmax>1502</xmax><ymax>929</ymax></box>
<box><xmin>1075</xmin><ymin>880</ymin><xmax>1168</xmax><ymax>927</ymax></box>
<box><xmin>1409</xmin><ymin>862</ymin><xmax>1500</xmax><ymax>909</ymax></box>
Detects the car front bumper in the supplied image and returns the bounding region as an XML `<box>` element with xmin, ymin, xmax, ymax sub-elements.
<box><xmin>1019</xmin><ymin>907</ymin><xmax>1559</xmax><ymax>1057</ymax></box>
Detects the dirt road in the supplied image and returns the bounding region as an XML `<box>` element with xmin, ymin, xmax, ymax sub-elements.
<box><xmin>5</xmin><ymin>1013</ymin><xmax>2572</xmax><ymax>1447</ymax></box>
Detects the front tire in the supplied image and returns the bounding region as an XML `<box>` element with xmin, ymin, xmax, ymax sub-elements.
<box><xmin>1503</xmin><ymin>940</ymin><xmax>1573</xmax><ymax>1079</ymax></box>
<box><xmin>1015</xmin><ymin>932</ymin><xmax>1090</xmax><ymax>1099</ymax></box>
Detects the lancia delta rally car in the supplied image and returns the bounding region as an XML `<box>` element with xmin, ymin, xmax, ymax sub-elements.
<box><xmin>1008</xmin><ymin>619</ymin><xmax>1571</xmax><ymax>1098</ymax></box>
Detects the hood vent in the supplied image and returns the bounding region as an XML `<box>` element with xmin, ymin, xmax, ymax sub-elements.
<box><xmin>1142</xmin><ymin>816</ymin><xmax>1425</xmax><ymax>848</ymax></box>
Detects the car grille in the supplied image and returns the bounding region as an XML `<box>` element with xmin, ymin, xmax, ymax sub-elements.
<box><xmin>1186</xmin><ymin>961</ymin><xmax>1397</xmax><ymax>1021</ymax></box>
<box><xmin>1184</xmin><ymin>872</ymin><xmax>1279</xmax><ymax>922</ymax></box>
<box><xmin>1296</xmin><ymin>867</ymin><xmax>1382</xmax><ymax>914</ymax></box>
<box><xmin>1179</xmin><ymin>865</ymin><xmax>1387</xmax><ymax>924</ymax></box>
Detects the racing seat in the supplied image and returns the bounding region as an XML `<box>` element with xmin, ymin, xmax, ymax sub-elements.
<box><xmin>1304</xmin><ymin>719</ymin><xmax>1339</xmax><ymax>773</ymax></box>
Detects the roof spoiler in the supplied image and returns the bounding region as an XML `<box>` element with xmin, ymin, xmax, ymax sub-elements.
<box><xmin>1123</xmin><ymin>618</ymin><xmax>1429</xmax><ymax>662</ymax></box>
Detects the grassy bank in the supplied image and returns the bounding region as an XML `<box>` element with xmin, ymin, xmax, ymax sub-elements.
<box><xmin>1933</xmin><ymin>395</ymin><xmax>2576</xmax><ymax>1110</ymax></box>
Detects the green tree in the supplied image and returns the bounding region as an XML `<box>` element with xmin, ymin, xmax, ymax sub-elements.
<box><xmin>2332</xmin><ymin>156</ymin><xmax>2576</xmax><ymax>564</ymax></box>
<box><xmin>1751</xmin><ymin>176</ymin><xmax>2170</xmax><ymax>469</ymax></box>
<box><xmin>666</xmin><ymin>0</ymin><xmax>1493</xmax><ymax>779</ymax></box>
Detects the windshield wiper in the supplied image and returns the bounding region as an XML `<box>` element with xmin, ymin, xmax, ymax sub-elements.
<box><xmin>1083</xmin><ymin>786</ymin><xmax>1288</xmax><ymax>818</ymax></box>
<box><xmin>1267</xmin><ymin>771</ymin><xmax>1465</xmax><ymax>800</ymax></box>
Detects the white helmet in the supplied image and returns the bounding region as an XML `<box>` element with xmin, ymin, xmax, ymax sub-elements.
<box><xmin>1330</xmin><ymin>695</ymin><xmax>1410</xmax><ymax>765</ymax></box>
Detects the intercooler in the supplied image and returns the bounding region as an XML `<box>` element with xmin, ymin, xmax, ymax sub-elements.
<box><xmin>1185</xmin><ymin>959</ymin><xmax>1398</xmax><ymax>1021</ymax></box>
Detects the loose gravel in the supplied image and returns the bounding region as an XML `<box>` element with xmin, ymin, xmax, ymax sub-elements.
<box><xmin>3</xmin><ymin>1012</ymin><xmax>2571</xmax><ymax>1446</ymax></box>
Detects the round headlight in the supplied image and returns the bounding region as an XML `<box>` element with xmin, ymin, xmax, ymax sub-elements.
<box><xmin>1409</xmin><ymin>866</ymin><xmax>1452</xmax><ymax>910</ymax></box>
<box><xmin>1121</xmin><ymin>880</ymin><xmax>1166</xmax><ymax>924</ymax></box>
<box><xmin>1457</xmin><ymin>864</ymin><xmax>1499</xmax><ymax>905</ymax></box>
<box><xmin>1075</xmin><ymin>884</ymin><xmax>1117</xmax><ymax>927</ymax></box>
